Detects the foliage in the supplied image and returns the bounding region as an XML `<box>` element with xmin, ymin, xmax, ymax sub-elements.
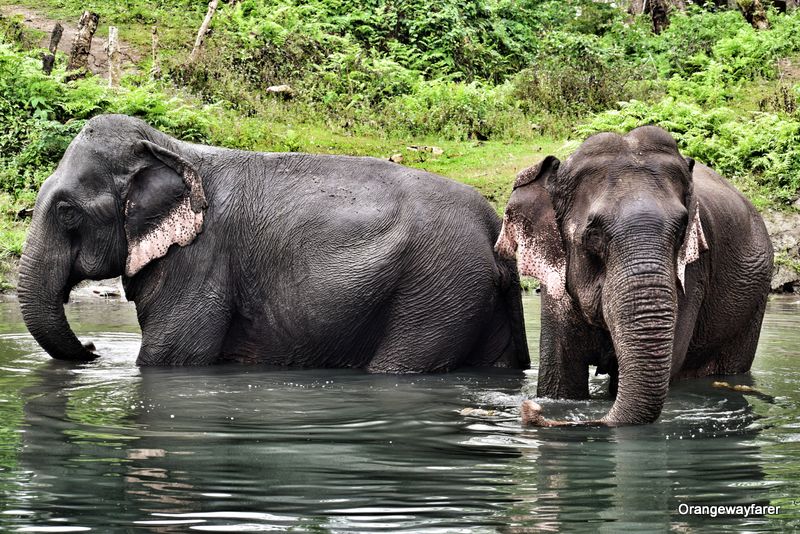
<box><xmin>177</xmin><ymin>0</ymin><xmax>631</xmax><ymax>138</ymax></box>
<box><xmin>512</xmin><ymin>29</ymin><xmax>649</xmax><ymax>130</ymax></box>
<box><xmin>574</xmin><ymin>8</ymin><xmax>800</xmax><ymax>210</ymax></box>
<box><xmin>1</xmin><ymin>0</ymin><xmax>800</xmax><ymax>292</ymax></box>
<box><xmin>578</xmin><ymin>98</ymin><xmax>800</xmax><ymax>209</ymax></box>
<box><xmin>386</xmin><ymin>80</ymin><xmax>529</xmax><ymax>140</ymax></box>
<box><xmin>0</xmin><ymin>43</ymin><xmax>218</xmax><ymax>196</ymax></box>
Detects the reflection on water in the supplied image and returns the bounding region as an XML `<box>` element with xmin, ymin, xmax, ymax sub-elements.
<box><xmin>0</xmin><ymin>294</ymin><xmax>798</xmax><ymax>532</ymax></box>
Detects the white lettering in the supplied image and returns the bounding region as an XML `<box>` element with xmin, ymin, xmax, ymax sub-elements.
<box><xmin>677</xmin><ymin>503</ymin><xmax>781</xmax><ymax>517</ymax></box>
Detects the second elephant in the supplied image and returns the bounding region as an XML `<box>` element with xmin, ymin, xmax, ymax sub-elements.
<box><xmin>495</xmin><ymin>126</ymin><xmax>773</xmax><ymax>426</ymax></box>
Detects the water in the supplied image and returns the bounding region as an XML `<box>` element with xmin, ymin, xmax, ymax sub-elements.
<box><xmin>0</xmin><ymin>292</ymin><xmax>798</xmax><ymax>533</ymax></box>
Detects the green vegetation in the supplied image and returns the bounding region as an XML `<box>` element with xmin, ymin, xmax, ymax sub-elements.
<box><xmin>0</xmin><ymin>1</ymin><xmax>799</xmax><ymax>289</ymax></box>
<box><xmin>579</xmin><ymin>9</ymin><xmax>800</xmax><ymax>209</ymax></box>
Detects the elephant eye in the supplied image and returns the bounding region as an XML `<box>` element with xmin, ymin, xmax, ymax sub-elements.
<box><xmin>583</xmin><ymin>226</ymin><xmax>607</xmax><ymax>257</ymax></box>
<box><xmin>56</xmin><ymin>201</ymin><xmax>81</xmax><ymax>229</ymax></box>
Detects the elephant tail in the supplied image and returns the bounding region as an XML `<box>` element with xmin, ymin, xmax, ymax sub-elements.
<box><xmin>469</xmin><ymin>254</ymin><xmax>530</xmax><ymax>369</ymax></box>
<box><xmin>498</xmin><ymin>254</ymin><xmax>531</xmax><ymax>369</ymax></box>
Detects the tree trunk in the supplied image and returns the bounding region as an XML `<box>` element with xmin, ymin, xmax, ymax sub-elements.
<box><xmin>41</xmin><ymin>22</ymin><xmax>63</xmax><ymax>75</ymax></box>
<box><xmin>738</xmin><ymin>0</ymin><xmax>770</xmax><ymax>29</ymax></box>
<box><xmin>650</xmin><ymin>0</ymin><xmax>671</xmax><ymax>34</ymax></box>
<box><xmin>188</xmin><ymin>0</ymin><xmax>218</xmax><ymax>63</ymax></box>
<box><xmin>65</xmin><ymin>11</ymin><xmax>99</xmax><ymax>81</ymax></box>
<box><xmin>629</xmin><ymin>0</ymin><xmax>646</xmax><ymax>14</ymax></box>
<box><xmin>106</xmin><ymin>26</ymin><xmax>121</xmax><ymax>86</ymax></box>
<box><xmin>631</xmin><ymin>0</ymin><xmax>684</xmax><ymax>34</ymax></box>
<box><xmin>151</xmin><ymin>26</ymin><xmax>162</xmax><ymax>79</ymax></box>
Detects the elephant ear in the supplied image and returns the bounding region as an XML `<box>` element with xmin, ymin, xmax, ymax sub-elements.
<box><xmin>495</xmin><ymin>156</ymin><xmax>567</xmax><ymax>300</ymax></box>
<box><xmin>676</xmin><ymin>158</ymin><xmax>708</xmax><ymax>292</ymax></box>
<box><xmin>676</xmin><ymin>202</ymin><xmax>708</xmax><ymax>292</ymax></box>
<box><xmin>124</xmin><ymin>140</ymin><xmax>207</xmax><ymax>277</ymax></box>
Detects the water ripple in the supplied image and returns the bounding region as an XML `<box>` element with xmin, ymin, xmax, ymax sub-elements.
<box><xmin>0</xmin><ymin>296</ymin><xmax>797</xmax><ymax>531</ymax></box>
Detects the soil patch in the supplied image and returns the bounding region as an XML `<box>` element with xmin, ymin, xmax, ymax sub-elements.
<box><xmin>0</xmin><ymin>4</ymin><xmax>141</xmax><ymax>75</ymax></box>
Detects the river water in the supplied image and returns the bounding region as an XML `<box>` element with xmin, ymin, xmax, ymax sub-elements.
<box><xmin>0</xmin><ymin>292</ymin><xmax>798</xmax><ymax>532</ymax></box>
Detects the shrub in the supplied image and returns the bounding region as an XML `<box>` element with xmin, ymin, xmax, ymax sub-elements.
<box><xmin>0</xmin><ymin>44</ymin><xmax>217</xmax><ymax>197</ymax></box>
<box><xmin>578</xmin><ymin>98</ymin><xmax>800</xmax><ymax>208</ymax></box>
<box><xmin>386</xmin><ymin>80</ymin><xmax>528</xmax><ymax>140</ymax></box>
<box><xmin>510</xmin><ymin>30</ymin><xmax>646</xmax><ymax>133</ymax></box>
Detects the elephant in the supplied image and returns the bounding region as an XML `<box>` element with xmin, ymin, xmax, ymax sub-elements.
<box><xmin>18</xmin><ymin>114</ymin><xmax>529</xmax><ymax>371</ymax></box>
<box><xmin>494</xmin><ymin>126</ymin><xmax>773</xmax><ymax>426</ymax></box>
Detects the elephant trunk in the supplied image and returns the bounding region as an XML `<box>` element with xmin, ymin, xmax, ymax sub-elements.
<box><xmin>17</xmin><ymin>215</ymin><xmax>95</xmax><ymax>361</ymax></box>
<box><xmin>601</xmin><ymin>236</ymin><xmax>677</xmax><ymax>425</ymax></box>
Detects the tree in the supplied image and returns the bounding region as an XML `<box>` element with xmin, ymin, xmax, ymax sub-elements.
<box><xmin>773</xmin><ymin>0</ymin><xmax>799</xmax><ymax>11</ymax></box>
<box><xmin>629</xmin><ymin>0</ymin><xmax>687</xmax><ymax>34</ymax></box>
<box><xmin>738</xmin><ymin>0</ymin><xmax>770</xmax><ymax>29</ymax></box>
<box><xmin>41</xmin><ymin>23</ymin><xmax>63</xmax><ymax>75</ymax></box>
<box><xmin>106</xmin><ymin>26</ymin><xmax>121</xmax><ymax>87</ymax></box>
<box><xmin>65</xmin><ymin>11</ymin><xmax>99</xmax><ymax>81</ymax></box>
<box><xmin>188</xmin><ymin>0</ymin><xmax>218</xmax><ymax>63</ymax></box>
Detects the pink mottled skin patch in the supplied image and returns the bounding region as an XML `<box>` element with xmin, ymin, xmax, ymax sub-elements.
<box><xmin>495</xmin><ymin>219</ymin><xmax>517</xmax><ymax>259</ymax></box>
<box><xmin>677</xmin><ymin>206</ymin><xmax>707</xmax><ymax>291</ymax></box>
<box><xmin>495</xmin><ymin>217</ymin><xmax>567</xmax><ymax>300</ymax></box>
<box><xmin>125</xmin><ymin>167</ymin><xmax>205</xmax><ymax>277</ymax></box>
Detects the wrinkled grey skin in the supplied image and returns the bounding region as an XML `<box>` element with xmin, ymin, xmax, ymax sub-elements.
<box><xmin>19</xmin><ymin>115</ymin><xmax>529</xmax><ymax>371</ymax></box>
<box><xmin>495</xmin><ymin>126</ymin><xmax>773</xmax><ymax>425</ymax></box>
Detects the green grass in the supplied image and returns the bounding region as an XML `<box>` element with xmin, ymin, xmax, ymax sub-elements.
<box><xmin>774</xmin><ymin>251</ymin><xmax>800</xmax><ymax>275</ymax></box>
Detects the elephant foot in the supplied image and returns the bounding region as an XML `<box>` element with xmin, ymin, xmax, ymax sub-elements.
<box><xmin>520</xmin><ymin>400</ymin><xmax>568</xmax><ymax>427</ymax></box>
<box><xmin>711</xmin><ymin>381</ymin><xmax>775</xmax><ymax>403</ymax></box>
<box><xmin>520</xmin><ymin>400</ymin><xmax>606</xmax><ymax>427</ymax></box>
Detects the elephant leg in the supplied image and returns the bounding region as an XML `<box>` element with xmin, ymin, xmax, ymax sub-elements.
<box><xmin>365</xmin><ymin>292</ymin><xmax>486</xmax><ymax>373</ymax></box>
<box><xmin>609</xmin><ymin>372</ymin><xmax>618</xmax><ymax>399</ymax></box>
<box><xmin>469</xmin><ymin>256</ymin><xmax>529</xmax><ymax>369</ymax></box>
<box><xmin>463</xmin><ymin>288</ymin><xmax>528</xmax><ymax>369</ymax></box>
<box><xmin>132</xmin><ymin>266</ymin><xmax>234</xmax><ymax>365</ymax></box>
<box><xmin>137</xmin><ymin>296</ymin><xmax>233</xmax><ymax>365</ymax></box>
<box><xmin>704</xmin><ymin>303</ymin><xmax>766</xmax><ymax>376</ymax></box>
<box><xmin>676</xmin><ymin>290</ymin><xmax>767</xmax><ymax>379</ymax></box>
<box><xmin>366</xmin><ymin>314</ymin><xmax>480</xmax><ymax>372</ymax></box>
<box><xmin>536</xmin><ymin>297</ymin><xmax>602</xmax><ymax>400</ymax></box>
<box><xmin>537</xmin><ymin>326</ymin><xmax>591</xmax><ymax>399</ymax></box>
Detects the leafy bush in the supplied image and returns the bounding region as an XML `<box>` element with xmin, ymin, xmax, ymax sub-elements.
<box><xmin>174</xmin><ymin>0</ymin><xmax>639</xmax><ymax>138</ymax></box>
<box><xmin>711</xmin><ymin>14</ymin><xmax>800</xmax><ymax>81</ymax></box>
<box><xmin>511</xmin><ymin>30</ymin><xmax>644</xmax><ymax>122</ymax></box>
<box><xmin>386</xmin><ymin>80</ymin><xmax>528</xmax><ymax>140</ymax></box>
<box><xmin>3</xmin><ymin>1</ymin><xmax>800</xmax><ymax>208</ymax></box>
<box><xmin>578</xmin><ymin>98</ymin><xmax>800</xmax><ymax>209</ymax></box>
<box><xmin>0</xmin><ymin>44</ymin><xmax>217</xmax><ymax>196</ymax></box>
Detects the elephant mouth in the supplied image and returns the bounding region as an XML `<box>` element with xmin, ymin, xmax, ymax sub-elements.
<box><xmin>61</xmin><ymin>276</ymin><xmax>82</xmax><ymax>304</ymax></box>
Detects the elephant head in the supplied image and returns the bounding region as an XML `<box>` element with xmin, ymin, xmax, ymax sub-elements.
<box><xmin>18</xmin><ymin>115</ymin><xmax>207</xmax><ymax>361</ymax></box>
<box><xmin>496</xmin><ymin>126</ymin><xmax>707</xmax><ymax>425</ymax></box>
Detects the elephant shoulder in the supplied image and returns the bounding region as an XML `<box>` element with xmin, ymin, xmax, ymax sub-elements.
<box><xmin>692</xmin><ymin>162</ymin><xmax>770</xmax><ymax>251</ymax></box>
